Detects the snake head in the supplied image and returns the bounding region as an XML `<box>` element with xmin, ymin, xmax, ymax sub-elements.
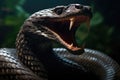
<box><xmin>28</xmin><ymin>4</ymin><xmax>92</xmax><ymax>53</ymax></box>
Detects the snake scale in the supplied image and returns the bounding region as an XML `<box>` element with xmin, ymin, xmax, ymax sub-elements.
<box><xmin>0</xmin><ymin>4</ymin><xmax>120</xmax><ymax>80</ymax></box>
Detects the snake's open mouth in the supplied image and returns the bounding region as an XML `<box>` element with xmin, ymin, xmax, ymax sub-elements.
<box><xmin>45</xmin><ymin>16</ymin><xmax>90</xmax><ymax>51</ymax></box>
<box><xmin>32</xmin><ymin>4</ymin><xmax>92</xmax><ymax>52</ymax></box>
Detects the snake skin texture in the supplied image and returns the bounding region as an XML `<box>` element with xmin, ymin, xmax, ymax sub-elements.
<box><xmin>0</xmin><ymin>4</ymin><xmax>120</xmax><ymax>80</ymax></box>
<box><xmin>0</xmin><ymin>48</ymin><xmax>46</xmax><ymax>80</ymax></box>
<box><xmin>53</xmin><ymin>48</ymin><xmax>120</xmax><ymax>80</ymax></box>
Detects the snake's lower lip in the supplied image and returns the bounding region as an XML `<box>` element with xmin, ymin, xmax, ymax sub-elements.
<box><xmin>67</xmin><ymin>43</ymin><xmax>81</xmax><ymax>51</ymax></box>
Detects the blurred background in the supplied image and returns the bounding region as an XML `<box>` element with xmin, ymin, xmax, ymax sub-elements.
<box><xmin>0</xmin><ymin>0</ymin><xmax>120</xmax><ymax>64</ymax></box>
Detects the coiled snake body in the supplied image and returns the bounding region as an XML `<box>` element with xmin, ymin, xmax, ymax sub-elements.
<box><xmin>0</xmin><ymin>4</ymin><xmax>120</xmax><ymax>80</ymax></box>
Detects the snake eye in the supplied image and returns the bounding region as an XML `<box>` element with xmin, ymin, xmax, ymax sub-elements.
<box><xmin>53</xmin><ymin>6</ymin><xmax>65</xmax><ymax>15</ymax></box>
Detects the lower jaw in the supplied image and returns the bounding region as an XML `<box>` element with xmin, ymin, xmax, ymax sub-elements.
<box><xmin>65</xmin><ymin>43</ymin><xmax>81</xmax><ymax>51</ymax></box>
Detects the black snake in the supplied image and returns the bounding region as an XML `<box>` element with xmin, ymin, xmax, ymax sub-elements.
<box><xmin>0</xmin><ymin>4</ymin><xmax>120</xmax><ymax>80</ymax></box>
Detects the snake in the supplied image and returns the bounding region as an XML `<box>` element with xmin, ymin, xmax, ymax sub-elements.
<box><xmin>0</xmin><ymin>4</ymin><xmax>120</xmax><ymax>80</ymax></box>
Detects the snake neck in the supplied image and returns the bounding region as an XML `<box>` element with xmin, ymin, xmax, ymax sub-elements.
<box><xmin>16</xmin><ymin>20</ymin><xmax>53</xmax><ymax>57</ymax></box>
<box><xmin>16</xmin><ymin>22</ymin><xmax>52</xmax><ymax>77</ymax></box>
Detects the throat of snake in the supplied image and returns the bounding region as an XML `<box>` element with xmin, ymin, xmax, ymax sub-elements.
<box><xmin>45</xmin><ymin>16</ymin><xmax>90</xmax><ymax>52</ymax></box>
<box><xmin>16</xmin><ymin>30</ymin><xmax>50</xmax><ymax>76</ymax></box>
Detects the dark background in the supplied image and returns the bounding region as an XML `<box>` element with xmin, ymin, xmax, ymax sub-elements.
<box><xmin>0</xmin><ymin>0</ymin><xmax>120</xmax><ymax>63</ymax></box>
